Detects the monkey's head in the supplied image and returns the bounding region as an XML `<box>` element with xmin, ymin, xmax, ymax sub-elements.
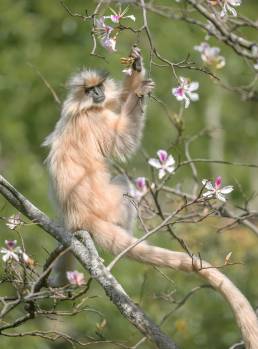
<box><xmin>67</xmin><ymin>69</ymin><xmax>119</xmax><ymax>111</ymax></box>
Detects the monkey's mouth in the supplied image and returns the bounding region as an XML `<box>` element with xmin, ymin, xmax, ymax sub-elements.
<box><xmin>93</xmin><ymin>95</ymin><xmax>105</xmax><ymax>104</ymax></box>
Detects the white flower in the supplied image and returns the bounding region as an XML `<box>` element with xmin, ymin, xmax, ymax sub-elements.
<box><xmin>0</xmin><ymin>240</ymin><xmax>19</xmax><ymax>262</ymax></box>
<box><xmin>202</xmin><ymin>176</ymin><xmax>234</xmax><ymax>202</ymax></box>
<box><xmin>105</xmin><ymin>7</ymin><xmax>136</xmax><ymax>23</ymax></box>
<box><xmin>148</xmin><ymin>150</ymin><xmax>176</xmax><ymax>179</ymax></box>
<box><xmin>194</xmin><ymin>42</ymin><xmax>225</xmax><ymax>69</ymax></box>
<box><xmin>6</xmin><ymin>213</ymin><xmax>23</xmax><ymax>230</ymax></box>
<box><xmin>220</xmin><ymin>0</ymin><xmax>241</xmax><ymax>18</ymax></box>
<box><xmin>67</xmin><ymin>271</ymin><xmax>86</xmax><ymax>286</ymax></box>
<box><xmin>172</xmin><ymin>77</ymin><xmax>199</xmax><ymax>108</ymax></box>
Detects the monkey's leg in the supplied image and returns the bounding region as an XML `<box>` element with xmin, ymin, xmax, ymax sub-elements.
<box><xmin>111</xmin><ymin>175</ymin><xmax>136</xmax><ymax>234</ymax></box>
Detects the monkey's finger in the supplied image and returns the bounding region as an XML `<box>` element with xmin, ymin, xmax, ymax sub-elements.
<box><xmin>130</xmin><ymin>46</ymin><xmax>141</xmax><ymax>59</ymax></box>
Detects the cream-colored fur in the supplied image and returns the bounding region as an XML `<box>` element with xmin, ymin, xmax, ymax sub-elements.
<box><xmin>44</xmin><ymin>53</ymin><xmax>258</xmax><ymax>348</ymax></box>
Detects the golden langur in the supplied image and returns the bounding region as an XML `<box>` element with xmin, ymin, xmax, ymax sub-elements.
<box><xmin>43</xmin><ymin>47</ymin><xmax>258</xmax><ymax>348</ymax></box>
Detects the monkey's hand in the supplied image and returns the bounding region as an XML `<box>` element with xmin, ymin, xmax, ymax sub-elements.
<box><xmin>136</xmin><ymin>79</ymin><xmax>155</xmax><ymax>97</ymax></box>
<box><xmin>131</xmin><ymin>46</ymin><xmax>143</xmax><ymax>72</ymax></box>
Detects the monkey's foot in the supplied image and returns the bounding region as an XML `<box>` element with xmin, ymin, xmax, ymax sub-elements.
<box><xmin>131</xmin><ymin>46</ymin><xmax>142</xmax><ymax>72</ymax></box>
<box><xmin>136</xmin><ymin>79</ymin><xmax>155</xmax><ymax>97</ymax></box>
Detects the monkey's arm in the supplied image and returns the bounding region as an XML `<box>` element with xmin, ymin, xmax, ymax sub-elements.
<box><xmin>120</xmin><ymin>47</ymin><xmax>146</xmax><ymax>103</ymax></box>
<box><xmin>106</xmin><ymin>47</ymin><xmax>154</xmax><ymax>159</ymax></box>
<box><xmin>107</xmin><ymin>80</ymin><xmax>154</xmax><ymax>160</ymax></box>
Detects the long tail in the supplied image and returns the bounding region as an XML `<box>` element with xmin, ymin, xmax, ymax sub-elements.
<box><xmin>92</xmin><ymin>218</ymin><xmax>258</xmax><ymax>349</ymax></box>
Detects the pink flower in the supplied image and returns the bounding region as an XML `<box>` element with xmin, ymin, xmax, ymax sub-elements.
<box><xmin>6</xmin><ymin>213</ymin><xmax>23</xmax><ymax>230</ymax></box>
<box><xmin>148</xmin><ymin>150</ymin><xmax>176</xmax><ymax>179</ymax></box>
<box><xmin>172</xmin><ymin>77</ymin><xmax>199</xmax><ymax>108</ymax></box>
<box><xmin>220</xmin><ymin>0</ymin><xmax>241</xmax><ymax>17</ymax></box>
<box><xmin>66</xmin><ymin>270</ymin><xmax>86</xmax><ymax>286</ymax></box>
<box><xmin>202</xmin><ymin>176</ymin><xmax>234</xmax><ymax>202</ymax></box>
<box><xmin>194</xmin><ymin>42</ymin><xmax>225</xmax><ymax>69</ymax></box>
<box><xmin>102</xmin><ymin>37</ymin><xmax>117</xmax><ymax>52</ymax></box>
<box><xmin>105</xmin><ymin>7</ymin><xmax>136</xmax><ymax>23</ymax></box>
<box><xmin>134</xmin><ymin>177</ymin><xmax>148</xmax><ymax>200</ymax></box>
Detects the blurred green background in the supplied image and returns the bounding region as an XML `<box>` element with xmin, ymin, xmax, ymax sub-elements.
<box><xmin>0</xmin><ymin>1</ymin><xmax>258</xmax><ymax>348</ymax></box>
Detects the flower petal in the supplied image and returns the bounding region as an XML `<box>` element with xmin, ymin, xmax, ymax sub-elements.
<box><xmin>12</xmin><ymin>252</ymin><xmax>20</xmax><ymax>262</ymax></box>
<box><xmin>172</xmin><ymin>87</ymin><xmax>185</xmax><ymax>100</ymax></box>
<box><xmin>227</xmin><ymin>4</ymin><xmax>237</xmax><ymax>16</ymax></box>
<box><xmin>166</xmin><ymin>155</ymin><xmax>175</xmax><ymax>167</ymax></box>
<box><xmin>219</xmin><ymin>185</ymin><xmax>234</xmax><ymax>194</ymax></box>
<box><xmin>2</xmin><ymin>253</ymin><xmax>10</xmax><ymax>262</ymax></box>
<box><xmin>216</xmin><ymin>56</ymin><xmax>226</xmax><ymax>69</ymax></box>
<box><xmin>188</xmin><ymin>81</ymin><xmax>199</xmax><ymax>92</ymax></box>
<box><xmin>125</xmin><ymin>15</ymin><xmax>136</xmax><ymax>21</ymax></box>
<box><xmin>229</xmin><ymin>0</ymin><xmax>241</xmax><ymax>6</ymax></box>
<box><xmin>216</xmin><ymin>192</ymin><xmax>226</xmax><ymax>202</ymax></box>
<box><xmin>202</xmin><ymin>179</ymin><xmax>215</xmax><ymax>191</ymax></box>
<box><xmin>157</xmin><ymin>149</ymin><xmax>168</xmax><ymax>163</ymax></box>
<box><xmin>215</xmin><ymin>176</ymin><xmax>222</xmax><ymax>189</ymax></box>
<box><xmin>203</xmin><ymin>190</ymin><xmax>215</xmax><ymax>197</ymax></box>
<box><xmin>158</xmin><ymin>168</ymin><xmax>166</xmax><ymax>179</ymax></box>
<box><xmin>166</xmin><ymin>165</ymin><xmax>175</xmax><ymax>174</ymax></box>
<box><xmin>220</xmin><ymin>6</ymin><xmax>227</xmax><ymax>17</ymax></box>
<box><xmin>135</xmin><ymin>177</ymin><xmax>146</xmax><ymax>191</ymax></box>
<box><xmin>188</xmin><ymin>92</ymin><xmax>199</xmax><ymax>102</ymax></box>
<box><xmin>148</xmin><ymin>158</ymin><xmax>161</xmax><ymax>169</ymax></box>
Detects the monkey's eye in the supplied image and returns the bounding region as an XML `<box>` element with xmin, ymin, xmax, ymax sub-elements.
<box><xmin>84</xmin><ymin>87</ymin><xmax>92</xmax><ymax>94</ymax></box>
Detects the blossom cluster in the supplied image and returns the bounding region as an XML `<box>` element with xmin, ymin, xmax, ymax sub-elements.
<box><xmin>134</xmin><ymin>149</ymin><xmax>234</xmax><ymax>204</ymax></box>
<box><xmin>95</xmin><ymin>7</ymin><xmax>135</xmax><ymax>52</ymax></box>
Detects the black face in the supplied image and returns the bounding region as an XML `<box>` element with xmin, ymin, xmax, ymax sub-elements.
<box><xmin>85</xmin><ymin>83</ymin><xmax>105</xmax><ymax>104</ymax></box>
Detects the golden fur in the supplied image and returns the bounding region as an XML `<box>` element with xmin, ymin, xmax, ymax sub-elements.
<box><xmin>44</xmin><ymin>54</ymin><xmax>258</xmax><ymax>348</ymax></box>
